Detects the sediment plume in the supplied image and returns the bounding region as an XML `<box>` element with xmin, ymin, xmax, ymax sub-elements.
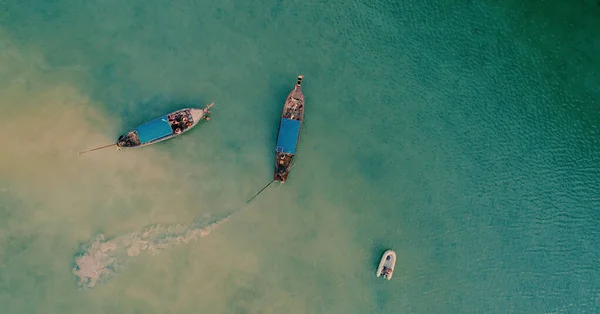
<box><xmin>73</xmin><ymin>214</ymin><xmax>231</xmax><ymax>289</ymax></box>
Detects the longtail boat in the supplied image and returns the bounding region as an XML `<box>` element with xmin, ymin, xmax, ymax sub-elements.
<box><xmin>78</xmin><ymin>103</ymin><xmax>214</xmax><ymax>154</ymax></box>
<box><xmin>245</xmin><ymin>76</ymin><xmax>306</xmax><ymax>203</ymax></box>
<box><xmin>274</xmin><ymin>75</ymin><xmax>304</xmax><ymax>182</ymax></box>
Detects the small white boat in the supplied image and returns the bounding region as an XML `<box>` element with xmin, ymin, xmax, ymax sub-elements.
<box><xmin>376</xmin><ymin>250</ymin><xmax>396</xmax><ymax>280</ymax></box>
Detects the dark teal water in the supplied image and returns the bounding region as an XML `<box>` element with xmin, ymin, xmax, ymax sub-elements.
<box><xmin>1</xmin><ymin>0</ymin><xmax>599</xmax><ymax>313</ymax></box>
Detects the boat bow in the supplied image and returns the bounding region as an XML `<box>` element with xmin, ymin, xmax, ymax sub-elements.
<box><xmin>190</xmin><ymin>102</ymin><xmax>214</xmax><ymax>124</ymax></box>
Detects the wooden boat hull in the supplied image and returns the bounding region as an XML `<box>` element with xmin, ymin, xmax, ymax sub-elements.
<box><xmin>376</xmin><ymin>250</ymin><xmax>396</xmax><ymax>280</ymax></box>
<box><xmin>274</xmin><ymin>76</ymin><xmax>305</xmax><ymax>182</ymax></box>
<box><xmin>117</xmin><ymin>103</ymin><xmax>213</xmax><ymax>149</ymax></box>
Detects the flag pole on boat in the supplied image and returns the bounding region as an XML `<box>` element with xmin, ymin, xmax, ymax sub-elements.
<box><xmin>246</xmin><ymin>179</ymin><xmax>275</xmax><ymax>203</ymax></box>
<box><xmin>78</xmin><ymin>143</ymin><xmax>117</xmax><ymax>155</ymax></box>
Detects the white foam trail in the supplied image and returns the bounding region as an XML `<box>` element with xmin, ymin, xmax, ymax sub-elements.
<box><xmin>73</xmin><ymin>214</ymin><xmax>231</xmax><ymax>289</ymax></box>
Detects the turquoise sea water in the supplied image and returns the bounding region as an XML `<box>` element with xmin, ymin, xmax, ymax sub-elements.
<box><xmin>1</xmin><ymin>0</ymin><xmax>600</xmax><ymax>313</ymax></box>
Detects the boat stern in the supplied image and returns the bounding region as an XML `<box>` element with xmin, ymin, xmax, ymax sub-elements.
<box><xmin>117</xmin><ymin>130</ymin><xmax>142</xmax><ymax>147</ymax></box>
<box><xmin>274</xmin><ymin>151</ymin><xmax>294</xmax><ymax>182</ymax></box>
<box><xmin>273</xmin><ymin>170</ymin><xmax>289</xmax><ymax>183</ymax></box>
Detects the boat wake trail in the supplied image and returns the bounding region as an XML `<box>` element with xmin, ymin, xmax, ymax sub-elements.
<box><xmin>72</xmin><ymin>214</ymin><xmax>231</xmax><ymax>289</ymax></box>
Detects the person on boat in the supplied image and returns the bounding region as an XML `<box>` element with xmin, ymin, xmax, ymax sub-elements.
<box><xmin>175</xmin><ymin>128</ymin><xmax>181</xmax><ymax>134</ymax></box>
<box><xmin>381</xmin><ymin>267</ymin><xmax>392</xmax><ymax>276</ymax></box>
<box><xmin>185</xmin><ymin>121</ymin><xmax>192</xmax><ymax>128</ymax></box>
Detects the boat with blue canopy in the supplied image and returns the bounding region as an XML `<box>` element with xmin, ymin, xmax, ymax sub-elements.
<box><xmin>78</xmin><ymin>103</ymin><xmax>214</xmax><ymax>155</ymax></box>
<box><xmin>274</xmin><ymin>75</ymin><xmax>304</xmax><ymax>182</ymax></box>
<box><xmin>245</xmin><ymin>76</ymin><xmax>306</xmax><ymax>203</ymax></box>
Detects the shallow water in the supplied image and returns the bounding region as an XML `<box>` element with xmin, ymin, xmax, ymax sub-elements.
<box><xmin>1</xmin><ymin>0</ymin><xmax>600</xmax><ymax>313</ymax></box>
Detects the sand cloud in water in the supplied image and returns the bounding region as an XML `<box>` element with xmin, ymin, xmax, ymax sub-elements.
<box><xmin>73</xmin><ymin>213</ymin><xmax>231</xmax><ymax>289</ymax></box>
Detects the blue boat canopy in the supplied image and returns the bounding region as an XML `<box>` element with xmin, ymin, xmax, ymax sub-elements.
<box><xmin>135</xmin><ymin>115</ymin><xmax>173</xmax><ymax>144</ymax></box>
<box><xmin>276</xmin><ymin>118</ymin><xmax>301</xmax><ymax>155</ymax></box>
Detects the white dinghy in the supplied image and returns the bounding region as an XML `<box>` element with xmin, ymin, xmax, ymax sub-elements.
<box><xmin>376</xmin><ymin>250</ymin><xmax>396</xmax><ymax>280</ymax></box>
